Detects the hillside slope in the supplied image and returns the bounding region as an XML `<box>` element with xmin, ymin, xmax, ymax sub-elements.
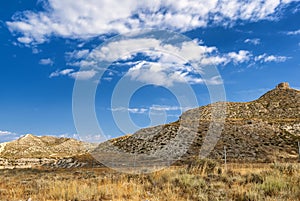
<box><xmin>0</xmin><ymin>134</ymin><xmax>92</xmax><ymax>158</ymax></box>
<box><xmin>93</xmin><ymin>83</ymin><xmax>300</xmax><ymax>167</ymax></box>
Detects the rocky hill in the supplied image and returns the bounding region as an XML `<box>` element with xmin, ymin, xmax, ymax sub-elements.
<box><xmin>0</xmin><ymin>134</ymin><xmax>101</xmax><ymax>169</ymax></box>
<box><xmin>1</xmin><ymin>83</ymin><xmax>299</xmax><ymax>170</ymax></box>
<box><xmin>93</xmin><ymin>83</ymin><xmax>300</xmax><ymax>168</ymax></box>
<box><xmin>0</xmin><ymin>134</ymin><xmax>92</xmax><ymax>158</ymax></box>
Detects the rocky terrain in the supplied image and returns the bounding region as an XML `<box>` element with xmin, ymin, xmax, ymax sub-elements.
<box><xmin>0</xmin><ymin>82</ymin><xmax>299</xmax><ymax>169</ymax></box>
<box><xmin>93</xmin><ymin>82</ymin><xmax>300</xmax><ymax>168</ymax></box>
<box><xmin>0</xmin><ymin>134</ymin><xmax>99</xmax><ymax>169</ymax></box>
<box><xmin>0</xmin><ymin>134</ymin><xmax>91</xmax><ymax>158</ymax></box>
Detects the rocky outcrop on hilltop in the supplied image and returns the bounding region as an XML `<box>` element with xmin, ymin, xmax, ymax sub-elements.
<box><xmin>93</xmin><ymin>83</ymin><xmax>300</xmax><ymax>166</ymax></box>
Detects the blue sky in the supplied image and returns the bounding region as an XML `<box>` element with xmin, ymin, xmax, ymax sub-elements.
<box><xmin>0</xmin><ymin>0</ymin><xmax>299</xmax><ymax>142</ymax></box>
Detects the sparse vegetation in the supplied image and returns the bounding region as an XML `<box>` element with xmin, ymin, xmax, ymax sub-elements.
<box><xmin>0</xmin><ymin>162</ymin><xmax>299</xmax><ymax>201</ymax></box>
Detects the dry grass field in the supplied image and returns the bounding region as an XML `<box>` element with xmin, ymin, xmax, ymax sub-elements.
<box><xmin>0</xmin><ymin>160</ymin><xmax>299</xmax><ymax>201</ymax></box>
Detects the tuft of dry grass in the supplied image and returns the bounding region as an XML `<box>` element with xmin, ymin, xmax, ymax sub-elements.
<box><xmin>0</xmin><ymin>161</ymin><xmax>299</xmax><ymax>201</ymax></box>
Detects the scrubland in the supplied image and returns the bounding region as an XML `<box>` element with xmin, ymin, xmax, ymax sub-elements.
<box><xmin>0</xmin><ymin>160</ymin><xmax>299</xmax><ymax>201</ymax></box>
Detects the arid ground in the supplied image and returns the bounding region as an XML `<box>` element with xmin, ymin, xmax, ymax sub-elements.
<box><xmin>0</xmin><ymin>160</ymin><xmax>299</xmax><ymax>201</ymax></box>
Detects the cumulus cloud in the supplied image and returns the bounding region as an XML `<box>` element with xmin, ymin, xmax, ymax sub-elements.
<box><xmin>228</xmin><ymin>50</ymin><xmax>251</xmax><ymax>64</ymax></box>
<box><xmin>64</xmin><ymin>37</ymin><xmax>289</xmax><ymax>84</ymax></box>
<box><xmin>6</xmin><ymin>0</ymin><xmax>298</xmax><ymax>44</ymax></box>
<box><xmin>244</xmin><ymin>38</ymin><xmax>261</xmax><ymax>45</ymax></box>
<box><xmin>39</xmin><ymin>58</ymin><xmax>54</xmax><ymax>65</ymax></box>
<box><xmin>64</xmin><ymin>38</ymin><xmax>226</xmax><ymax>84</ymax></box>
<box><xmin>126</xmin><ymin>61</ymin><xmax>197</xmax><ymax>87</ymax></box>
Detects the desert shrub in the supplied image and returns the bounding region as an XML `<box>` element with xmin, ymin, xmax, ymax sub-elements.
<box><xmin>187</xmin><ymin>158</ymin><xmax>218</xmax><ymax>175</ymax></box>
<box><xmin>172</xmin><ymin>173</ymin><xmax>207</xmax><ymax>200</ymax></box>
<box><xmin>256</xmin><ymin>175</ymin><xmax>287</xmax><ymax>197</ymax></box>
<box><xmin>232</xmin><ymin>191</ymin><xmax>260</xmax><ymax>201</ymax></box>
<box><xmin>244</xmin><ymin>173</ymin><xmax>263</xmax><ymax>184</ymax></box>
<box><xmin>271</xmin><ymin>163</ymin><xmax>298</xmax><ymax>175</ymax></box>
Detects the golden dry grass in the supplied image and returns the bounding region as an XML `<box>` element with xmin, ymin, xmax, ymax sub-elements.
<box><xmin>0</xmin><ymin>160</ymin><xmax>299</xmax><ymax>201</ymax></box>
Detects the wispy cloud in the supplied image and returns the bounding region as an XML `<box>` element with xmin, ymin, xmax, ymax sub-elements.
<box><xmin>110</xmin><ymin>105</ymin><xmax>191</xmax><ymax>114</ymax></box>
<box><xmin>69</xmin><ymin>69</ymin><xmax>97</xmax><ymax>80</ymax></box>
<box><xmin>286</xmin><ymin>29</ymin><xmax>300</xmax><ymax>35</ymax></box>
<box><xmin>254</xmin><ymin>54</ymin><xmax>289</xmax><ymax>63</ymax></box>
<box><xmin>0</xmin><ymin>130</ymin><xmax>20</xmax><ymax>143</ymax></box>
<box><xmin>39</xmin><ymin>58</ymin><xmax>54</xmax><ymax>66</ymax></box>
<box><xmin>50</xmin><ymin>68</ymin><xmax>97</xmax><ymax>80</ymax></box>
<box><xmin>49</xmin><ymin>69</ymin><xmax>74</xmax><ymax>78</ymax></box>
<box><xmin>150</xmin><ymin>105</ymin><xmax>191</xmax><ymax>112</ymax></box>
<box><xmin>66</xmin><ymin>50</ymin><xmax>90</xmax><ymax>60</ymax></box>
<box><xmin>244</xmin><ymin>38</ymin><xmax>261</xmax><ymax>45</ymax></box>
<box><xmin>6</xmin><ymin>0</ymin><xmax>298</xmax><ymax>44</ymax></box>
<box><xmin>0</xmin><ymin>130</ymin><xmax>14</xmax><ymax>136</ymax></box>
<box><xmin>110</xmin><ymin>107</ymin><xmax>148</xmax><ymax>114</ymax></box>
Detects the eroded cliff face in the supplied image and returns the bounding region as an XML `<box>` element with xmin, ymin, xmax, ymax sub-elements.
<box><xmin>94</xmin><ymin>83</ymin><xmax>300</xmax><ymax>165</ymax></box>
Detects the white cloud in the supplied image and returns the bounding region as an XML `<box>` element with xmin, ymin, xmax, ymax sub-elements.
<box><xmin>244</xmin><ymin>38</ymin><xmax>261</xmax><ymax>45</ymax></box>
<box><xmin>32</xmin><ymin>48</ymin><xmax>41</xmax><ymax>54</ymax></box>
<box><xmin>79</xmin><ymin>38</ymin><xmax>219</xmax><ymax>66</ymax></box>
<box><xmin>199</xmin><ymin>56</ymin><xmax>229</xmax><ymax>66</ymax></box>
<box><xmin>125</xmin><ymin>60</ymin><xmax>225</xmax><ymax>87</ymax></box>
<box><xmin>0</xmin><ymin>130</ymin><xmax>20</xmax><ymax>143</ymax></box>
<box><xmin>150</xmin><ymin>105</ymin><xmax>191</xmax><ymax>112</ymax></box>
<box><xmin>66</xmin><ymin>49</ymin><xmax>90</xmax><ymax>60</ymax></box>
<box><xmin>50</xmin><ymin>68</ymin><xmax>97</xmax><ymax>80</ymax></box>
<box><xmin>228</xmin><ymin>50</ymin><xmax>251</xmax><ymax>64</ymax></box>
<box><xmin>110</xmin><ymin>105</ymin><xmax>191</xmax><ymax>114</ymax></box>
<box><xmin>69</xmin><ymin>69</ymin><xmax>97</xmax><ymax>80</ymax></box>
<box><xmin>63</xmin><ymin>38</ymin><xmax>227</xmax><ymax>84</ymax></box>
<box><xmin>110</xmin><ymin>107</ymin><xmax>148</xmax><ymax>114</ymax></box>
<box><xmin>255</xmin><ymin>54</ymin><xmax>289</xmax><ymax>63</ymax></box>
<box><xmin>286</xmin><ymin>29</ymin><xmax>300</xmax><ymax>35</ymax></box>
<box><xmin>126</xmin><ymin>61</ymin><xmax>198</xmax><ymax>86</ymax></box>
<box><xmin>64</xmin><ymin>37</ymin><xmax>289</xmax><ymax>83</ymax></box>
<box><xmin>39</xmin><ymin>58</ymin><xmax>54</xmax><ymax>66</ymax></box>
<box><xmin>0</xmin><ymin>130</ymin><xmax>14</xmax><ymax>136</ymax></box>
<box><xmin>88</xmin><ymin>38</ymin><xmax>162</xmax><ymax>62</ymax></box>
<box><xmin>6</xmin><ymin>0</ymin><xmax>298</xmax><ymax>44</ymax></box>
<box><xmin>49</xmin><ymin>69</ymin><xmax>74</xmax><ymax>78</ymax></box>
<box><xmin>68</xmin><ymin>60</ymin><xmax>97</xmax><ymax>68</ymax></box>
<box><xmin>17</xmin><ymin>37</ymin><xmax>33</xmax><ymax>44</ymax></box>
